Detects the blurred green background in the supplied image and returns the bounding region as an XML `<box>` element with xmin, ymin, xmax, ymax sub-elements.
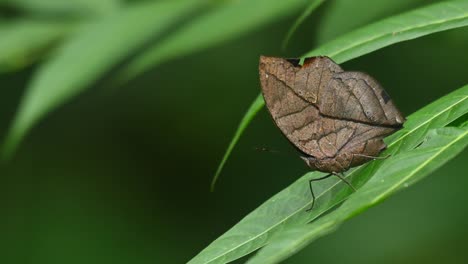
<box><xmin>0</xmin><ymin>0</ymin><xmax>467</xmax><ymax>263</ymax></box>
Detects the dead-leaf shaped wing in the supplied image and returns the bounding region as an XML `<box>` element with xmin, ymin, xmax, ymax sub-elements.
<box><xmin>319</xmin><ymin>71</ymin><xmax>405</xmax><ymax>126</ymax></box>
<box><xmin>259</xmin><ymin>56</ymin><xmax>404</xmax><ymax>171</ymax></box>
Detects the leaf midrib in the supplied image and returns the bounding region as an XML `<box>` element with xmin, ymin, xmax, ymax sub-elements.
<box><xmin>390</xmin><ymin>95</ymin><xmax>467</xmax><ymax>145</ymax></box>
<box><xmin>202</xmin><ymin>87</ymin><xmax>467</xmax><ymax>264</ymax></box>
<box><xmin>371</xmin><ymin>128</ymin><xmax>468</xmax><ymax>203</ymax></box>
<box><xmin>256</xmin><ymin>220</ymin><xmax>336</xmax><ymax>264</ymax></box>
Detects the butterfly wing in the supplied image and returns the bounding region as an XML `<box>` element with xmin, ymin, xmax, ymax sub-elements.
<box><xmin>259</xmin><ymin>56</ymin><xmax>404</xmax><ymax>171</ymax></box>
<box><xmin>318</xmin><ymin>71</ymin><xmax>405</xmax><ymax>126</ymax></box>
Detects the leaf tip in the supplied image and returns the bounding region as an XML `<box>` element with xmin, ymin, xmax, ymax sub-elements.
<box><xmin>1</xmin><ymin>134</ymin><xmax>19</xmax><ymax>163</ymax></box>
<box><xmin>210</xmin><ymin>162</ymin><xmax>225</xmax><ymax>192</ymax></box>
<box><xmin>1</xmin><ymin>112</ymin><xmax>33</xmax><ymax>162</ymax></box>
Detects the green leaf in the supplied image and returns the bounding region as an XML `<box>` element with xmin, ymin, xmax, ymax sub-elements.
<box><xmin>188</xmin><ymin>84</ymin><xmax>468</xmax><ymax>264</ymax></box>
<box><xmin>316</xmin><ymin>0</ymin><xmax>427</xmax><ymax>44</ymax></box>
<box><xmin>0</xmin><ymin>19</ymin><xmax>73</xmax><ymax>72</ymax></box>
<box><xmin>2</xmin><ymin>0</ymin><xmax>204</xmax><ymax>158</ymax></box>
<box><xmin>281</xmin><ymin>0</ymin><xmax>326</xmax><ymax>50</ymax></box>
<box><xmin>211</xmin><ymin>94</ymin><xmax>264</xmax><ymax>191</ymax></box>
<box><xmin>247</xmin><ymin>126</ymin><xmax>468</xmax><ymax>264</ymax></box>
<box><xmin>2</xmin><ymin>0</ymin><xmax>122</xmax><ymax>16</ymax></box>
<box><xmin>213</xmin><ymin>0</ymin><xmax>468</xmax><ymax>188</ymax></box>
<box><xmin>306</xmin><ymin>0</ymin><xmax>468</xmax><ymax>63</ymax></box>
<box><xmin>119</xmin><ymin>0</ymin><xmax>308</xmax><ymax>82</ymax></box>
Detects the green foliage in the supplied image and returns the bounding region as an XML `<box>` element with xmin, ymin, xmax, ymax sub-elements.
<box><xmin>210</xmin><ymin>95</ymin><xmax>264</xmax><ymax>191</ymax></box>
<box><xmin>315</xmin><ymin>0</ymin><xmax>429</xmax><ymax>44</ymax></box>
<box><xmin>2</xmin><ymin>0</ymin><xmax>205</xmax><ymax>158</ymax></box>
<box><xmin>0</xmin><ymin>19</ymin><xmax>73</xmax><ymax>72</ymax></box>
<box><xmin>189</xmin><ymin>85</ymin><xmax>468</xmax><ymax>264</ymax></box>
<box><xmin>0</xmin><ymin>0</ymin><xmax>467</xmax><ymax>263</ymax></box>
<box><xmin>119</xmin><ymin>0</ymin><xmax>307</xmax><ymax>82</ymax></box>
<box><xmin>306</xmin><ymin>0</ymin><xmax>468</xmax><ymax>63</ymax></box>
<box><xmin>247</xmin><ymin>126</ymin><xmax>467</xmax><ymax>264</ymax></box>
<box><xmin>2</xmin><ymin>0</ymin><xmax>122</xmax><ymax>15</ymax></box>
<box><xmin>1</xmin><ymin>0</ymin><xmax>308</xmax><ymax>158</ymax></box>
<box><xmin>281</xmin><ymin>0</ymin><xmax>325</xmax><ymax>50</ymax></box>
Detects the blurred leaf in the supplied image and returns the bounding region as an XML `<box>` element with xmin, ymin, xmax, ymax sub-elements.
<box><xmin>316</xmin><ymin>0</ymin><xmax>428</xmax><ymax>44</ymax></box>
<box><xmin>247</xmin><ymin>126</ymin><xmax>468</xmax><ymax>264</ymax></box>
<box><xmin>2</xmin><ymin>0</ymin><xmax>122</xmax><ymax>16</ymax></box>
<box><xmin>2</xmin><ymin>0</ymin><xmax>204</xmax><ymax>158</ymax></box>
<box><xmin>210</xmin><ymin>95</ymin><xmax>264</xmax><ymax>191</ymax></box>
<box><xmin>0</xmin><ymin>20</ymin><xmax>73</xmax><ymax>72</ymax></box>
<box><xmin>119</xmin><ymin>0</ymin><xmax>308</xmax><ymax>82</ymax></box>
<box><xmin>189</xmin><ymin>84</ymin><xmax>468</xmax><ymax>264</ymax></box>
<box><xmin>282</xmin><ymin>0</ymin><xmax>326</xmax><ymax>50</ymax></box>
<box><xmin>213</xmin><ymin>0</ymin><xmax>468</xmax><ymax>187</ymax></box>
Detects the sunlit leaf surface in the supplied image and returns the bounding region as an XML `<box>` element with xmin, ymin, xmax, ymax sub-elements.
<box><xmin>247</xmin><ymin>126</ymin><xmax>467</xmax><ymax>264</ymax></box>
<box><xmin>189</xmin><ymin>84</ymin><xmax>468</xmax><ymax>264</ymax></box>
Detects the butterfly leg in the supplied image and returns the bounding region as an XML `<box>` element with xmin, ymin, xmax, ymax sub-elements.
<box><xmin>306</xmin><ymin>173</ymin><xmax>333</xmax><ymax>212</ymax></box>
<box><xmin>340</xmin><ymin>152</ymin><xmax>390</xmax><ymax>194</ymax></box>
<box><xmin>332</xmin><ymin>172</ymin><xmax>356</xmax><ymax>192</ymax></box>
<box><xmin>352</xmin><ymin>153</ymin><xmax>390</xmax><ymax>160</ymax></box>
<box><xmin>330</xmin><ymin>157</ymin><xmax>356</xmax><ymax>193</ymax></box>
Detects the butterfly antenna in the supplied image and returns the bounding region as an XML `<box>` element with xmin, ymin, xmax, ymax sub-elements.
<box><xmin>253</xmin><ymin>146</ymin><xmax>286</xmax><ymax>155</ymax></box>
<box><xmin>255</xmin><ymin>147</ymin><xmax>301</xmax><ymax>159</ymax></box>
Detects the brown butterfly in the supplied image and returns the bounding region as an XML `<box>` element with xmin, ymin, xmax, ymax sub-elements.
<box><xmin>259</xmin><ymin>56</ymin><xmax>405</xmax><ymax>210</ymax></box>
